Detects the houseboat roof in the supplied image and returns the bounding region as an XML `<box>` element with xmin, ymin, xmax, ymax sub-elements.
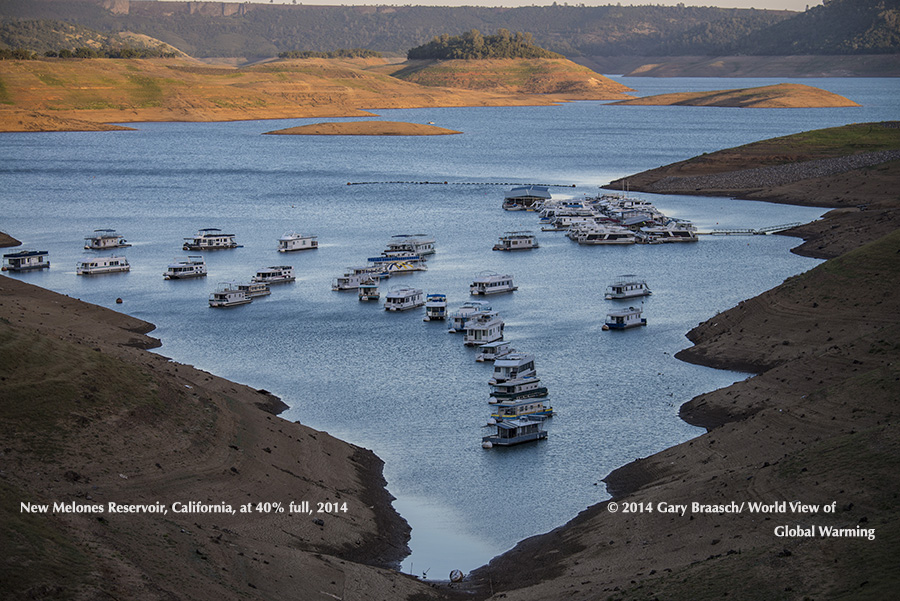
<box><xmin>4</xmin><ymin>249</ymin><xmax>48</xmax><ymax>258</ymax></box>
<box><xmin>479</xmin><ymin>340</ymin><xmax>511</xmax><ymax>349</ymax></box>
<box><xmin>494</xmin><ymin>352</ymin><xmax>534</xmax><ymax>366</ymax></box>
<box><xmin>606</xmin><ymin>306</ymin><xmax>644</xmax><ymax>317</ymax></box>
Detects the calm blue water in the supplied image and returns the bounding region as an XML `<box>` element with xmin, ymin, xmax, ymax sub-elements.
<box><xmin>2</xmin><ymin>77</ymin><xmax>898</xmax><ymax>578</ymax></box>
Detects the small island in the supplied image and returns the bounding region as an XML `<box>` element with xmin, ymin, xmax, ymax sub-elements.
<box><xmin>264</xmin><ymin>121</ymin><xmax>462</xmax><ymax>136</ymax></box>
<box><xmin>610</xmin><ymin>83</ymin><xmax>860</xmax><ymax>108</ymax></box>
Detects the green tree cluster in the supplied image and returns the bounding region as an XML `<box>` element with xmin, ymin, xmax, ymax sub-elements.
<box><xmin>0</xmin><ymin>46</ymin><xmax>178</xmax><ymax>59</ymax></box>
<box><xmin>407</xmin><ymin>29</ymin><xmax>563</xmax><ymax>60</ymax></box>
<box><xmin>278</xmin><ymin>47</ymin><xmax>382</xmax><ymax>59</ymax></box>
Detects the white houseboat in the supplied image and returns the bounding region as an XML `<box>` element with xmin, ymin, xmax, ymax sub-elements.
<box><xmin>475</xmin><ymin>340</ymin><xmax>514</xmax><ymax>362</ymax></box>
<box><xmin>3</xmin><ymin>250</ymin><xmax>50</xmax><ymax>272</ymax></box>
<box><xmin>423</xmin><ymin>294</ymin><xmax>447</xmax><ymax>321</ymax></box>
<box><xmin>603</xmin><ymin>306</ymin><xmax>647</xmax><ymax>330</ymax></box>
<box><xmin>238</xmin><ymin>282</ymin><xmax>271</xmax><ymax>298</ymax></box>
<box><xmin>463</xmin><ymin>310</ymin><xmax>505</xmax><ymax>346</ymax></box>
<box><xmin>209</xmin><ymin>283</ymin><xmax>252</xmax><ymax>307</ymax></box>
<box><xmin>183</xmin><ymin>228</ymin><xmax>240</xmax><ymax>251</ymax></box>
<box><xmin>333</xmin><ymin>266</ymin><xmax>384</xmax><ymax>291</ymax></box>
<box><xmin>574</xmin><ymin>225</ymin><xmax>636</xmax><ymax>245</ymax></box>
<box><xmin>604</xmin><ymin>275</ymin><xmax>652</xmax><ymax>300</ymax></box>
<box><xmin>386</xmin><ymin>234</ymin><xmax>435</xmax><ymax>256</ymax></box>
<box><xmin>384</xmin><ymin>286</ymin><xmax>425</xmax><ymax>311</ymax></box>
<box><xmin>493</xmin><ymin>231</ymin><xmax>539</xmax><ymax>251</ymax></box>
<box><xmin>640</xmin><ymin>220</ymin><xmax>698</xmax><ymax>243</ymax></box>
<box><xmin>490</xmin><ymin>353</ymin><xmax>537</xmax><ymax>384</ymax></box>
<box><xmin>252</xmin><ymin>265</ymin><xmax>295</xmax><ymax>284</ymax></box>
<box><xmin>84</xmin><ymin>229</ymin><xmax>130</xmax><ymax>250</ymax></box>
<box><xmin>490</xmin><ymin>397</ymin><xmax>554</xmax><ymax>422</ymax></box>
<box><xmin>447</xmin><ymin>301</ymin><xmax>492</xmax><ymax>333</ymax></box>
<box><xmin>470</xmin><ymin>272</ymin><xmax>517</xmax><ymax>296</ymax></box>
<box><xmin>163</xmin><ymin>256</ymin><xmax>207</xmax><ymax>279</ymax></box>
<box><xmin>76</xmin><ymin>255</ymin><xmax>130</xmax><ymax>275</ymax></box>
<box><xmin>489</xmin><ymin>376</ymin><xmax>549</xmax><ymax>401</ymax></box>
<box><xmin>502</xmin><ymin>185</ymin><xmax>552</xmax><ymax>211</ymax></box>
<box><xmin>482</xmin><ymin>417</ymin><xmax>547</xmax><ymax>448</ymax></box>
<box><xmin>278</xmin><ymin>232</ymin><xmax>318</xmax><ymax>252</ymax></box>
<box><xmin>358</xmin><ymin>277</ymin><xmax>380</xmax><ymax>301</ymax></box>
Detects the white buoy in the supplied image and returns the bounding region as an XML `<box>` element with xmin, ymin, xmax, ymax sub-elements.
<box><xmin>482</xmin><ymin>441</ymin><xmax>493</xmax><ymax>449</ymax></box>
<box><xmin>487</xmin><ymin>418</ymin><xmax>496</xmax><ymax>425</ymax></box>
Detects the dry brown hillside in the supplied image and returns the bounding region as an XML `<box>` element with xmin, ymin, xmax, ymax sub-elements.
<box><xmin>0</xmin><ymin>56</ymin><xmax>628</xmax><ymax>132</ymax></box>
<box><xmin>383</xmin><ymin>58</ymin><xmax>634</xmax><ymax>99</ymax></box>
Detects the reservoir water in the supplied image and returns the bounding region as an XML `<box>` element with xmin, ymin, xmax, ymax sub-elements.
<box><xmin>2</xmin><ymin>77</ymin><xmax>898</xmax><ymax>578</ymax></box>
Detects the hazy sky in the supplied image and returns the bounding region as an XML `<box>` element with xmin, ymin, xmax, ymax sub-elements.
<box><xmin>238</xmin><ymin>1</ymin><xmax>820</xmax><ymax>11</ymax></box>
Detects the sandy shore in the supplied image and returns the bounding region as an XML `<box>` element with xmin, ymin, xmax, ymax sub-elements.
<box><xmin>0</xmin><ymin>275</ymin><xmax>441</xmax><ymax>600</ymax></box>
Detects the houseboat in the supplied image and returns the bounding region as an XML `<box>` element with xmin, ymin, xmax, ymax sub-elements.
<box><xmin>384</xmin><ymin>286</ymin><xmax>425</xmax><ymax>312</ymax></box>
<box><xmin>423</xmin><ymin>294</ymin><xmax>447</xmax><ymax>321</ymax></box>
<box><xmin>252</xmin><ymin>265</ymin><xmax>295</xmax><ymax>284</ymax></box>
<box><xmin>447</xmin><ymin>301</ymin><xmax>492</xmax><ymax>333</ymax></box>
<box><xmin>502</xmin><ymin>185</ymin><xmax>552</xmax><ymax>211</ymax></box>
<box><xmin>358</xmin><ymin>277</ymin><xmax>380</xmax><ymax>301</ymax></box>
<box><xmin>209</xmin><ymin>283</ymin><xmax>252</xmax><ymax>307</ymax></box>
<box><xmin>604</xmin><ymin>276</ymin><xmax>652</xmax><ymax>300</ymax></box>
<box><xmin>76</xmin><ymin>255</ymin><xmax>130</xmax><ymax>275</ymax></box>
<box><xmin>463</xmin><ymin>310</ymin><xmax>505</xmax><ymax>346</ymax></box>
<box><xmin>163</xmin><ymin>256</ymin><xmax>207</xmax><ymax>279</ymax></box>
<box><xmin>183</xmin><ymin>228</ymin><xmax>240</xmax><ymax>251</ymax></box>
<box><xmin>490</xmin><ymin>352</ymin><xmax>537</xmax><ymax>384</ymax></box>
<box><xmin>278</xmin><ymin>232</ymin><xmax>318</xmax><ymax>252</ymax></box>
<box><xmin>333</xmin><ymin>266</ymin><xmax>384</xmax><ymax>291</ymax></box>
<box><xmin>475</xmin><ymin>340</ymin><xmax>514</xmax><ymax>362</ymax></box>
<box><xmin>470</xmin><ymin>272</ymin><xmax>517</xmax><ymax>295</ymax></box>
<box><xmin>640</xmin><ymin>220</ymin><xmax>698</xmax><ymax>243</ymax></box>
<box><xmin>489</xmin><ymin>397</ymin><xmax>554</xmax><ymax>422</ymax></box>
<box><xmin>482</xmin><ymin>416</ymin><xmax>547</xmax><ymax>448</ymax></box>
<box><xmin>603</xmin><ymin>306</ymin><xmax>647</xmax><ymax>330</ymax></box>
<box><xmin>84</xmin><ymin>229</ymin><xmax>130</xmax><ymax>250</ymax></box>
<box><xmin>238</xmin><ymin>282</ymin><xmax>271</xmax><ymax>298</ymax></box>
<box><xmin>385</xmin><ymin>234</ymin><xmax>435</xmax><ymax>256</ymax></box>
<box><xmin>493</xmin><ymin>231</ymin><xmax>539</xmax><ymax>251</ymax></box>
<box><xmin>2</xmin><ymin>250</ymin><xmax>50</xmax><ymax>272</ymax></box>
<box><xmin>489</xmin><ymin>376</ymin><xmax>549</xmax><ymax>401</ymax></box>
<box><xmin>574</xmin><ymin>225</ymin><xmax>636</xmax><ymax>245</ymax></box>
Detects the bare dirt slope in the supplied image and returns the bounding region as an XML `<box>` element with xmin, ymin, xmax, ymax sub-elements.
<box><xmin>0</xmin><ymin>275</ymin><xmax>441</xmax><ymax>601</ymax></box>
<box><xmin>610</xmin><ymin>83</ymin><xmax>859</xmax><ymax>108</ymax></box>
